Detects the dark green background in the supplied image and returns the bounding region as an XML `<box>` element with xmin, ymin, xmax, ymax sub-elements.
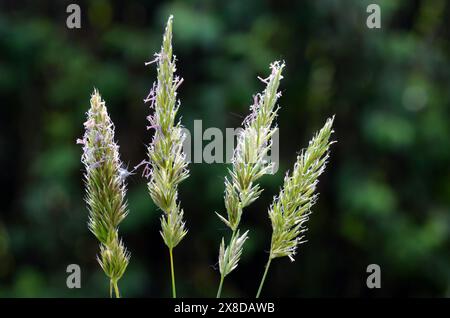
<box><xmin>0</xmin><ymin>0</ymin><xmax>449</xmax><ymax>297</ymax></box>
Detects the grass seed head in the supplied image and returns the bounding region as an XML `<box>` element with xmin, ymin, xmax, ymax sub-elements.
<box><xmin>146</xmin><ymin>16</ymin><xmax>189</xmax><ymax>249</ymax></box>
<box><xmin>79</xmin><ymin>89</ymin><xmax>131</xmax><ymax>287</ymax></box>
<box><xmin>218</xmin><ymin>230</ymin><xmax>249</xmax><ymax>277</ymax></box>
<box><xmin>269</xmin><ymin>116</ymin><xmax>335</xmax><ymax>261</ymax></box>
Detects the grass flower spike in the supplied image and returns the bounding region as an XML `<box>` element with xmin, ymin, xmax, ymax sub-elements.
<box><xmin>79</xmin><ymin>89</ymin><xmax>130</xmax><ymax>298</ymax></box>
<box><xmin>216</xmin><ymin>61</ymin><xmax>284</xmax><ymax>297</ymax></box>
<box><xmin>216</xmin><ymin>230</ymin><xmax>248</xmax><ymax>297</ymax></box>
<box><xmin>145</xmin><ymin>16</ymin><xmax>189</xmax><ymax>298</ymax></box>
<box><xmin>256</xmin><ymin>116</ymin><xmax>335</xmax><ymax>298</ymax></box>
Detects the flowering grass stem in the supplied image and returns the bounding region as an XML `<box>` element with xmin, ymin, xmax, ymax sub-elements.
<box><xmin>145</xmin><ymin>16</ymin><xmax>189</xmax><ymax>298</ymax></box>
<box><xmin>216</xmin><ymin>62</ymin><xmax>284</xmax><ymax>297</ymax></box>
<box><xmin>255</xmin><ymin>117</ymin><xmax>335</xmax><ymax>297</ymax></box>
<box><xmin>79</xmin><ymin>90</ymin><xmax>130</xmax><ymax>298</ymax></box>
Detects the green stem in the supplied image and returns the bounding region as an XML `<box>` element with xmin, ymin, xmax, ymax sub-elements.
<box><xmin>112</xmin><ymin>279</ymin><xmax>120</xmax><ymax>298</ymax></box>
<box><xmin>256</xmin><ymin>257</ymin><xmax>272</xmax><ymax>298</ymax></box>
<box><xmin>169</xmin><ymin>247</ymin><xmax>177</xmax><ymax>298</ymax></box>
<box><xmin>109</xmin><ymin>279</ymin><xmax>113</xmax><ymax>298</ymax></box>
<box><xmin>216</xmin><ymin>274</ymin><xmax>225</xmax><ymax>298</ymax></box>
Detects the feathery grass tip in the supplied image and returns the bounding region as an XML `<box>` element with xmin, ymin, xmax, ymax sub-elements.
<box><xmin>79</xmin><ymin>89</ymin><xmax>130</xmax><ymax>298</ymax></box>
<box><xmin>256</xmin><ymin>116</ymin><xmax>335</xmax><ymax>298</ymax></box>
<box><xmin>145</xmin><ymin>15</ymin><xmax>188</xmax><ymax>298</ymax></box>
<box><xmin>216</xmin><ymin>61</ymin><xmax>284</xmax><ymax>297</ymax></box>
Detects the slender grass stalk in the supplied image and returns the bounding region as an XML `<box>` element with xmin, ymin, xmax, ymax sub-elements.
<box><xmin>169</xmin><ymin>248</ymin><xmax>176</xmax><ymax>298</ymax></box>
<box><xmin>145</xmin><ymin>16</ymin><xmax>189</xmax><ymax>298</ymax></box>
<box><xmin>216</xmin><ymin>275</ymin><xmax>224</xmax><ymax>298</ymax></box>
<box><xmin>255</xmin><ymin>117</ymin><xmax>335</xmax><ymax>298</ymax></box>
<box><xmin>256</xmin><ymin>257</ymin><xmax>271</xmax><ymax>298</ymax></box>
<box><xmin>78</xmin><ymin>89</ymin><xmax>130</xmax><ymax>298</ymax></box>
<box><xmin>216</xmin><ymin>61</ymin><xmax>284</xmax><ymax>297</ymax></box>
<box><xmin>113</xmin><ymin>279</ymin><xmax>120</xmax><ymax>298</ymax></box>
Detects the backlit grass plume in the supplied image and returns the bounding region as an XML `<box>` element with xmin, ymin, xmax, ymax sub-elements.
<box><xmin>216</xmin><ymin>61</ymin><xmax>284</xmax><ymax>297</ymax></box>
<box><xmin>145</xmin><ymin>16</ymin><xmax>188</xmax><ymax>298</ymax></box>
<box><xmin>256</xmin><ymin>116</ymin><xmax>335</xmax><ymax>298</ymax></box>
<box><xmin>79</xmin><ymin>89</ymin><xmax>130</xmax><ymax>298</ymax></box>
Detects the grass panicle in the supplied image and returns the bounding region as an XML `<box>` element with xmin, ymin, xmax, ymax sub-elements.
<box><xmin>216</xmin><ymin>61</ymin><xmax>284</xmax><ymax>297</ymax></box>
<box><xmin>256</xmin><ymin>116</ymin><xmax>335</xmax><ymax>298</ymax></box>
<box><xmin>218</xmin><ymin>230</ymin><xmax>249</xmax><ymax>278</ymax></box>
<box><xmin>145</xmin><ymin>15</ymin><xmax>189</xmax><ymax>298</ymax></box>
<box><xmin>79</xmin><ymin>89</ymin><xmax>130</xmax><ymax>298</ymax></box>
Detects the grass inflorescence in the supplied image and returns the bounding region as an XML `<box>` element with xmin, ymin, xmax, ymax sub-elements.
<box><xmin>79</xmin><ymin>90</ymin><xmax>130</xmax><ymax>298</ymax></box>
<box><xmin>145</xmin><ymin>15</ymin><xmax>189</xmax><ymax>298</ymax></box>
<box><xmin>78</xmin><ymin>15</ymin><xmax>335</xmax><ymax>299</ymax></box>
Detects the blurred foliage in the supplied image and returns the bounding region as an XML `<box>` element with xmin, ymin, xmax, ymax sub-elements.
<box><xmin>0</xmin><ymin>0</ymin><xmax>449</xmax><ymax>297</ymax></box>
